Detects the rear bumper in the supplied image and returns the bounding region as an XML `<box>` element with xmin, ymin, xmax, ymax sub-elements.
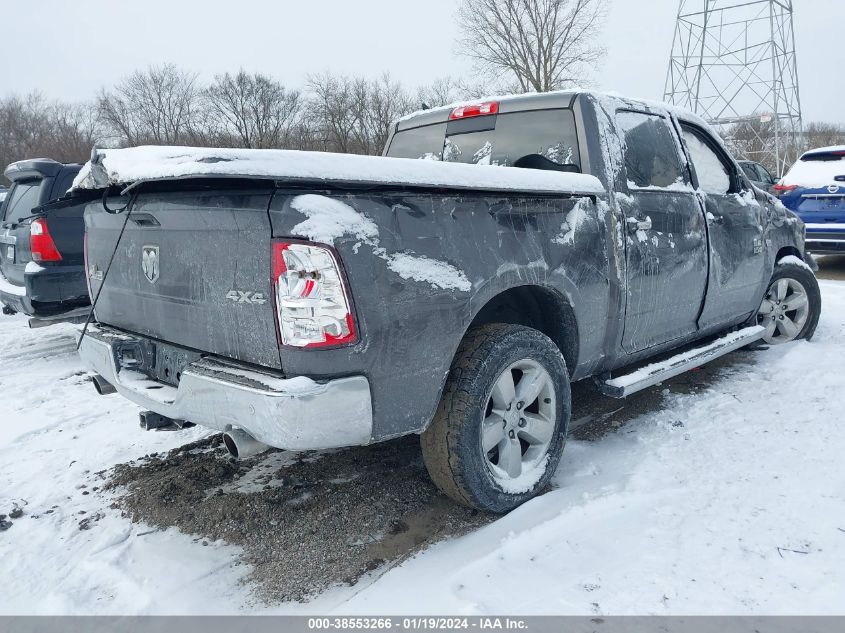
<box><xmin>805</xmin><ymin>224</ymin><xmax>845</xmax><ymax>254</ymax></box>
<box><xmin>0</xmin><ymin>265</ymin><xmax>89</xmax><ymax>316</ymax></box>
<box><xmin>78</xmin><ymin>325</ymin><xmax>374</xmax><ymax>451</ymax></box>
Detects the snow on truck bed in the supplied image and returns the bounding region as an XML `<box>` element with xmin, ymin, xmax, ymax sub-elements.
<box><xmin>71</xmin><ymin>146</ymin><xmax>604</xmax><ymax>195</ymax></box>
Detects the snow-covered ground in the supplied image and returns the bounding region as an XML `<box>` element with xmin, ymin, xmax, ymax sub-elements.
<box><xmin>1</xmin><ymin>281</ymin><xmax>843</xmax><ymax>615</ymax></box>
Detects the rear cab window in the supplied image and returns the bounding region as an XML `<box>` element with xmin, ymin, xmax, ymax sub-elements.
<box><xmin>386</xmin><ymin>108</ymin><xmax>581</xmax><ymax>171</ymax></box>
<box><xmin>2</xmin><ymin>179</ymin><xmax>44</xmax><ymax>224</ymax></box>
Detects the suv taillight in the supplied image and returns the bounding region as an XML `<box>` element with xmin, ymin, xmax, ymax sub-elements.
<box><xmin>271</xmin><ymin>241</ymin><xmax>357</xmax><ymax>348</ymax></box>
<box><xmin>772</xmin><ymin>183</ymin><xmax>799</xmax><ymax>197</ymax></box>
<box><xmin>30</xmin><ymin>218</ymin><xmax>62</xmax><ymax>262</ymax></box>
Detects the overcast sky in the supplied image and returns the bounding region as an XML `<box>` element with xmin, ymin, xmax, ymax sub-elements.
<box><xmin>1</xmin><ymin>0</ymin><xmax>841</xmax><ymax>123</ymax></box>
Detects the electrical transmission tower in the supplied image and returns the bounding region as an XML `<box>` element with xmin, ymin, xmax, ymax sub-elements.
<box><xmin>664</xmin><ymin>0</ymin><xmax>803</xmax><ymax>175</ymax></box>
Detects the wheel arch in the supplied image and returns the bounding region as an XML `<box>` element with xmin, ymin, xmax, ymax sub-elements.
<box><xmin>465</xmin><ymin>284</ymin><xmax>579</xmax><ymax>374</ymax></box>
<box><xmin>775</xmin><ymin>245</ymin><xmax>802</xmax><ymax>263</ymax></box>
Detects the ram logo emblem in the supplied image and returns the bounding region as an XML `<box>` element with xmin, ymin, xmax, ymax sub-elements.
<box><xmin>141</xmin><ymin>245</ymin><xmax>160</xmax><ymax>284</ymax></box>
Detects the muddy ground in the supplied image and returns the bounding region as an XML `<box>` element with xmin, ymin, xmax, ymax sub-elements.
<box><xmin>100</xmin><ymin>349</ymin><xmax>756</xmax><ymax>604</ymax></box>
<box><xmin>100</xmin><ymin>255</ymin><xmax>845</xmax><ymax>604</ymax></box>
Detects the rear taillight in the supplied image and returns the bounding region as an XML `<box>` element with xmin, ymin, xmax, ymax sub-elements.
<box><xmin>449</xmin><ymin>101</ymin><xmax>499</xmax><ymax>120</ymax></box>
<box><xmin>271</xmin><ymin>241</ymin><xmax>357</xmax><ymax>348</ymax></box>
<box><xmin>772</xmin><ymin>183</ymin><xmax>798</xmax><ymax>196</ymax></box>
<box><xmin>30</xmin><ymin>218</ymin><xmax>62</xmax><ymax>262</ymax></box>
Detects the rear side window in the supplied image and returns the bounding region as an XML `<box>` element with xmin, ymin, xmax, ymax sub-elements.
<box><xmin>682</xmin><ymin>127</ymin><xmax>731</xmax><ymax>195</ymax></box>
<box><xmin>387</xmin><ymin>109</ymin><xmax>581</xmax><ymax>169</ymax></box>
<box><xmin>616</xmin><ymin>111</ymin><xmax>685</xmax><ymax>189</ymax></box>
<box><xmin>2</xmin><ymin>180</ymin><xmax>43</xmax><ymax>223</ymax></box>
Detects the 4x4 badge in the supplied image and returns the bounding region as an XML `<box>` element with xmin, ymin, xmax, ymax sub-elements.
<box><xmin>141</xmin><ymin>245</ymin><xmax>160</xmax><ymax>284</ymax></box>
<box><xmin>226</xmin><ymin>290</ymin><xmax>267</xmax><ymax>305</ymax></box>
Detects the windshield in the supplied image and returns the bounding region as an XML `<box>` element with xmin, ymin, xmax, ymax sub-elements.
<box><xmin>2</xmin><ymin>180</ymin><xmax>43</xmax><ymax>224</ymax></box>
<box><xmin>387</xmin><ymin>109</ymin><xmax>581</xmax><ymax>170</ymax></box>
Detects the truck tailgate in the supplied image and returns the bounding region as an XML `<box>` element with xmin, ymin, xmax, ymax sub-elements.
<box><xmin>85</xmin><ymin>188</ymin><xmax>281</xmax><ymax>369</ymax></box>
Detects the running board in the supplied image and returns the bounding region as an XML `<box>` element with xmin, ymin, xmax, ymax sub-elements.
<box><xmin>597</xmin><ymin>325</ymin><xmax>765</xmax><ymax>398</ymax></box>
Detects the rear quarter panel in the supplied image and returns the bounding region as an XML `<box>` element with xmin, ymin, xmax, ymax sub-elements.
<box><xmin>269</xmin><ymin>189</ymin><xmax>613</xmax><ymax>441</ymax></box>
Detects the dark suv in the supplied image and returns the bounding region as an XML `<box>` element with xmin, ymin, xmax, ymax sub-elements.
<box><xmin>0</xmin><ymin>159</ymin><xmax>90</xmax><ymax>324</ymax></box>
<box><xmin>738</xmin><ymin>159</ymin><xmax>778</xmax><ymax>193</ymax></box>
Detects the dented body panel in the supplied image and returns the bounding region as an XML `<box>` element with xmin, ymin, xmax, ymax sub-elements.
<box><xmin>79</xmin><ymin>91</ymin><xmax>808</xmax><ymax>449</ymax></box>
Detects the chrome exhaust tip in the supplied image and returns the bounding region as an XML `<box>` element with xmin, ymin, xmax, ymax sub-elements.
<box><xmin>91</xmin><ymin>374</ymin><xmax>117</xmax><ymax>395</ymax></box>
<box><xmin>223</xmin><ymin>428</ymin><xmax>269</xmax><ymax>460</ymax></box>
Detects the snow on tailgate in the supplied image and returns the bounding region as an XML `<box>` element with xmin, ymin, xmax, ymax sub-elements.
<box><xmin>71</xmin><ymin>146</ymin><xmax>605</xmax><ymax>195</ymax></box>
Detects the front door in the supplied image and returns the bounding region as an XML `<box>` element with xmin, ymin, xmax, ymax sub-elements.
<box><xmin>680</xmin><ymin>124</ymin><xmax>768</xmax><ymax>329</ymax></box>
<box><xmin>615</xmin><ymin>110</ymin><xmax>709</xmax><ymax>353</ymax></box>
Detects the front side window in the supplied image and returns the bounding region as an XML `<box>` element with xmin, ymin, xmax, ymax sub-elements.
<box><xmin>2</xmin><ymin>180</ymin><xmax>43</xmax><ymax>224</ymax></box>
<box><xmin>616</xmin><ymin>111</ymin><xmax>685</xmax><ymax>189</ymax></box>
<box><xmin>682</xmin><ymin>127</ymin><xmax>732</xmax><ymax>195</ymax></box>
<box><xmin>756</xmin><ymin>164</ymin><xmax>776</xmax><ymax>183</ymax></box>
<box><xmin>741</xmin><ymin>163</ymin><xmax>759</xmax><ymax>182</ymax></box>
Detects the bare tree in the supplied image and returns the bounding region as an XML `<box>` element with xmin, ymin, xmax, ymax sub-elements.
<box><xmin>98</xmin><ymin>64</ymin><xmax>201</xmax><ymax>145</ymax></box>
<box><xmin>205</xmin><ymin>70</ymin><xmax>303</xmax><ymax>148</ymax></box>
<box><xmin>456</xmin><ymin>0</ymin><xmax>607</xmax><ymax>93</ymax></box>
<box><xmin>0</xmin><ymin>93</ymin><xmax>100</xmax><ymax>184</ymax></box>
<box><xmin>803</xmin><ymin>122</ymin><xmax>845</xmax><ymax>152</ymax></box>
<box><xmin>352</xmin><ymin>73</ymin><xmax>413</xmax><ymax>155</ymax></box>
<box><xmin>45</xmin><ymin>102</ymin><xmax>101</xmax><ymax>162</ymax></box>
<box><xmin>306</xmin><ymin>72</ymin><xmax>359</xmax><ymax>153</ymax></box>
<box><xmin>415</xmin><ymin>77</ymin><xmax>491</xmax><ymax>111</ymax></box>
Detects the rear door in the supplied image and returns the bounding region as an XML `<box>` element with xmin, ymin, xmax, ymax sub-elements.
<box><xmin>85</xmin><ymin>186</ymin><xmax>283</xmax><ymax>369</ymax></box>
<box><xmin>681</xmin><ymin>124</ymin><xmax>768</xmax><ymax>328</ymax></box>
<box><xmin>615</xmin><ymin>110</ymin><xmax>709</xmax><ymax>353</ymax></box>
<box><xmin>0</xmin><ymin>178</ymin><xmax>44</xmax><ymax>287</ymax></box>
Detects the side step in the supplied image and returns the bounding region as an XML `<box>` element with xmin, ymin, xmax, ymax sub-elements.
<box><xmin>597</xmin><ymin>325</ymin><xmax>765</xmax><ymax>398</ymax></box>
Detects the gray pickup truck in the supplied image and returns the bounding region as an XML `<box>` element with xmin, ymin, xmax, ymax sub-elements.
<box><xmin>74</xmin><ymin>91</ymin><xmax>821</xmax><ymax>512</ymax></box>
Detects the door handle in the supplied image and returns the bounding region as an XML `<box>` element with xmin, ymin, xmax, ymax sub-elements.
<box><xmin>626</xmin><ymin>216</ymin><xmax>652</xmax><ymax>231</ymax></box>
<box><xmin>707</xmin><ymin>213</ymin><xmax>725</xmax><ymax>225</ymax></box>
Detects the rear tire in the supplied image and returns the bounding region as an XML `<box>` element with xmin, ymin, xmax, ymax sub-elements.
<box><xmin>757</xmin><ymin>261</ymin><xmax>821</xmax><ymax>343</ymax></box>
<box><xmin>420</xmin><ymin>324</ymin><xmax>571</xmax><ymax>513</ymax></box>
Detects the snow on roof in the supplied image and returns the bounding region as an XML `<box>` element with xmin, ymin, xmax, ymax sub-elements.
<box><xmin>802</xmin><ymin>145</ymin><xmax>845</xmax><ymax>157</ymax></box>
<box><xmin>397</xmin><ymin>88</ymin><xmax>709</xmax><ymax>129</ymax></box>
<box><xmin>70</xmin><ymin>145</ymin><xmax>604</xmax><ymax>196</ymax></box>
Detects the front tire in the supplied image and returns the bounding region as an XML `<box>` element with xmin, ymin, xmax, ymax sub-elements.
<box><xmin>757</xmin><ymin>261</ymin><xmax>821</xmax><ymax>344</ymax></box>
<box><xmin>420</xmin><ymin>324</ymin><xmax>571</xmax><ymax>513</ymax></box>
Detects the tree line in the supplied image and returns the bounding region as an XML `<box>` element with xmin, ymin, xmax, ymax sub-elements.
<box><xmin>0</xmin><ymin>67</ymin><xmax>487</xmax><ymax>185</ymax></box>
